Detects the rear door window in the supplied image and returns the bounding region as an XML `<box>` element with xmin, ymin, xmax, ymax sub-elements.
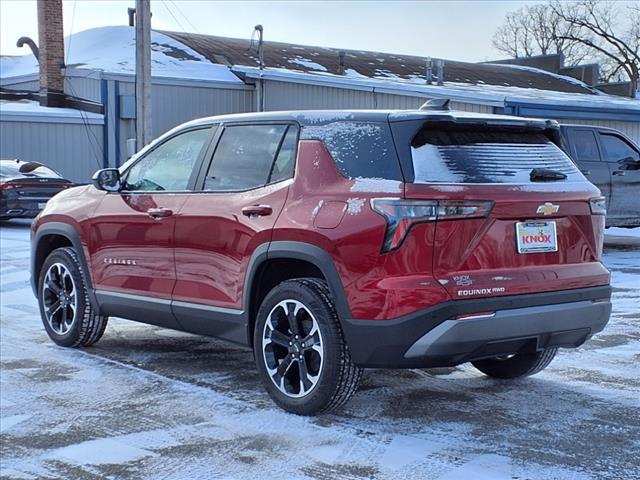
<box><xmin>301</xmin><ymin>121</ymin><xmax>402</xmax><ymax>180</ymax></box>
<box><xmin>599</xmin><ymin>133</ymin><xmax>640</xmax><ymax>163</ymax></box>
<box><xmin>269</xmin><ymin>125</ymin><xmax>299</xmax><ymax>183</ymax></box>
<box><xmin>204</xmin><ymin>124</ymin><xmax>288</xmax><ymax>191</ymax></box>
<box><xmin>410</xmin><ymin>128</ymin><xmax>581</xmax><ymax>184</ymax></box>
<box><xmin>570</xmin><ymin>129</ymin><xmax>601</xmax><ymax>162</ymax></box>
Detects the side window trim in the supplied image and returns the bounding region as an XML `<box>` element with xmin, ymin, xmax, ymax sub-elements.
<box><xmin>195</xmin><ymin>121</ymin><xmax>299</xmax><ymax>193</ymax></box>
<box><xmin>119</xmin><ymin>125</ymin><xmax>217</xmax><ymax>194</ymax></box>
<box><xmin>570</xmin><ymin>128</ymin><xmax>602</xmax><ymax>162</ymax></box>
<box><xmin>598</xmin><ymin>132</ymin><xmax>640</xmax><ymax>162</ymax></box>
<box><xmin>268</xmin><ymin>124</ymin><xmax>300</xmax><ymax>184</ymax></box>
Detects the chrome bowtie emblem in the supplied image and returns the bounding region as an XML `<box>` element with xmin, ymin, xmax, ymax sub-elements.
<box><xmin>536</xmin><ymin>202</ymin><xmax>559</xmax><ymax>215</ymax></box>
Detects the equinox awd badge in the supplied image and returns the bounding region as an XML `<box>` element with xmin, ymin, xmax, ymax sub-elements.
<box><xmin>536</xmin><ymin>202</ymin><xmax>560</xmax><ymax>215</ymax></box>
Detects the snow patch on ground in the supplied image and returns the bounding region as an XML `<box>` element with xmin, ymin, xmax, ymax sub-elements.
<box><xmin>51</xmin><ymin>438</ymin><xmax>158</xmax><ymax>465</ymax></box>
<box><xmin>1</xmin><ymin>414</ymin><xmax>32</xmax><ymax>431</ymax></box>
<box><xmin>607</xmin><ymin>227</ymin><xmax>640</xmax><ymax>238</ymax></box>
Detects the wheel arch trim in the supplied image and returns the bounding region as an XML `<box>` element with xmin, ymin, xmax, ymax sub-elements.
<box><xmin>243</xmin><ymin>241</ymin><xmax>352</xmax><ymax>337</ymax></box>
<box><xmin>31</xmin><ymin>222</ymin><xmax>95</xmax><ymax>303</ymax></box>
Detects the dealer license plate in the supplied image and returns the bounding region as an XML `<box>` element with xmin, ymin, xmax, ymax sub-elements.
<box><xmin>516</xmin><ymin>221</ymin><xmax>557</xmax><ymax>253</ymax></box>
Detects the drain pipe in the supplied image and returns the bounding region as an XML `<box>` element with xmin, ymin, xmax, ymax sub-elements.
<box><xmin>254</xmin><ymin>24</ymin><xmax>265</xmax><ymax>112</ymax></box>
<box><xmin>436</xmin><ymin>59</ymin><xmax>445</xmax><ymax>86</ymax></box>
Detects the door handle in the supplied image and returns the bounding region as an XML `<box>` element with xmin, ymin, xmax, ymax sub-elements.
<box><xmin>612</xmin><ymin>170</ymin><xmax>626</xmax><ymax>176</ymax></box>
<box><xmin>242</xmin><ymin>204</ymin><xmax>273</xmax><ymax>217</ymax></box>
<box><xmin>580</xmin><ymin>169</ymin><xmax>591</xmax><ymax>175</ymax></box>
<box><xmin>147</xmin><ymin>207</ymin><xmax>174</xmax><ymax>219</ymax></box>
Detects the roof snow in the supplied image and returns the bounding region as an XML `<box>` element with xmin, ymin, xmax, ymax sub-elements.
<box><xmin>0</xmin><ymin>26</ymin><xmax>241</xmax><ymax>83</ymax></box>
<box><xmin>233</xmin><ymin>65</ymin><xmax>640</xmax><ymax>113</ymax></box>
<box><xmin>0</xmin><ymin>100</ymin><xmax>103</xmax><ymax>123</ymax></box>
<box><xmin>288</xmin><ymin>57</ymin><xmax>328</xmax><ymax>72</ymax></box>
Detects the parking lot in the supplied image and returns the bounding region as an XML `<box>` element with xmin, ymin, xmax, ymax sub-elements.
<box><xmin>1</xmin><ymin>220</ymin><xmax>638</xmax><ymax>480</ymax></box>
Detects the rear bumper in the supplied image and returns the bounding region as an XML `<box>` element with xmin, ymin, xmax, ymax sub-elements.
<box><xmin>342</xmin><ymin>285</ymin><xmax>611</xmax><ymax>368</ymax></box>
<box><xmin>0</xmin><ymin>196</ymin><xmax>47</xmax><ymax>218</ymax></box>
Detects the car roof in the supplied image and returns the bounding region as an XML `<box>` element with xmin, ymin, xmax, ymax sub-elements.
<box><xmin>182</xmin><ymin>109</ymin><xmax>558</xmax><ymax>130</ymax></box>
<box><xmin>560</xmin><ymin>124</ymin><xmax>619</xmax><ymax>134</ymax></box>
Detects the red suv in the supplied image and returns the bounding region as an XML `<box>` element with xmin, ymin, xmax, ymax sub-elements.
<box><xmin>31</xmin><ymin>107</ymin><xmax>612</xmax><ymax>415</ymax></box>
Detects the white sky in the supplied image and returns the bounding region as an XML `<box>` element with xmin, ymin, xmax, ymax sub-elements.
<box><xmin>0</xmin><ymin>0</ymin><xmax>632</xmax><ymax>63</ymax></box>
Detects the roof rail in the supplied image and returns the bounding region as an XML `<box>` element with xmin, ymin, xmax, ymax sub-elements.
<box><xmin>419</xmin><ymin>98</ymin><xmax>451</xmax><ymax>111</ymax></box>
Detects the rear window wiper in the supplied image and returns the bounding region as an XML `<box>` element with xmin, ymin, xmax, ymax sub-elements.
<box><xmin>530</xmin><ymin>168</ymin><xmax>567</xmax><ymax>182</ymax></box>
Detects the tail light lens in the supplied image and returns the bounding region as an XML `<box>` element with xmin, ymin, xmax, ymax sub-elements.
<box><xmin>589</xmin><ymin>197</ymin><xmax>606</xmax><ymax>215</ymax></box>
<box><xmin>0</xmin><ymin>183</ymin><xmax>17</xmax><ymax>190</ymax></box>
<box><xmin>371</xmin><ymin>198</ymin><xmax>493</xmax><ymax>252</ymax></box>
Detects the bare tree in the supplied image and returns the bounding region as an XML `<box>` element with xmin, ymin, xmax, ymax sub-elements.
<box><xmin>492</xmin><ymin>4</ymin><xmax>589</xmax><ymax>64</ymax></box>
<box><xmin>493</xmin><ymin>1</ymin><xmax>640</xmax><ymax>95</ymax></box>
<box><xmin>551</xmin><ymin>0</ymin><xmax>639</xmax><ymax>92</ymax></box>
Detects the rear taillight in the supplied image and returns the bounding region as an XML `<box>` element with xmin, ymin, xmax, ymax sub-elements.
<box><xmin>0</xmin><ymin>183</ymin><xmax>17</xmax><ymax>190</ymax></box>
<box><xmin>589</xmin><ymin>197</ymin><xmax>606</xmax><ymax>215</ymax></box>
<box><xmin>371</xmin><ymin>198</ymin><xmax>493</xmax><ymax>252</ymax></box>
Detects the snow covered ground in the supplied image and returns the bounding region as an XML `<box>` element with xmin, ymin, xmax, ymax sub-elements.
<box><xmin>1</xmin><ymin>220</ymin><xmax>638</xmax><ymax>480</ymax></box>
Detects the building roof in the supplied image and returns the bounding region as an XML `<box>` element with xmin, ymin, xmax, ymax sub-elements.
<box><xmin>0</xmin><ymin>99</ymin><xmax>103</xmax><ymax>124</ymax></box>
<box><xmin>162</xmin><ymin>30</ymin><xmax>598</xmax><ymax>95</ymax></box>
<box><xmin>0</xmin><ymin>26</ymin><xmax>242</xmax><ymax>84</ymax></box>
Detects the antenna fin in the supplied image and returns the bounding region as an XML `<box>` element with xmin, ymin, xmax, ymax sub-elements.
<box><xmin>419</xmin><ymin>98</ymin><xmax>451</xmax><ymax>111</ymax></box>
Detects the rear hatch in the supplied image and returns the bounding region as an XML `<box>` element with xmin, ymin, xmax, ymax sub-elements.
<box><xmin>396</xmin><ymin>120</ymin><xmax>609</xmax><ymax>300</ymax></box>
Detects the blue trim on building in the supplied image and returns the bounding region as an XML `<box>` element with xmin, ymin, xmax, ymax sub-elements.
<box><xmin>100</xmin><ymin>79</ymin><xmax>109</xmax><ymax>168</ymax></box>
<box><xmin>502</xmin><ymin>101</ymin><xmax>640</xmax><ymax>122</ymax></box>
<box><xmin>114</xmin><ymin>80</ymin><xmax>121</xmax><ymax>167</ymax></box>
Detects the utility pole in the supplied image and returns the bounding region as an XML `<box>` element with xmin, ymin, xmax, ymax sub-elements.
<box><xmin>135</xmin><ymin>0</ymin><xmax>152</xmax><ymax>149</ymax></box>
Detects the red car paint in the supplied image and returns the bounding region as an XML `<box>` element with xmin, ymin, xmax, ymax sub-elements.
<box><xmin>32</xmin><ymin>110</ymin><xmax>610</xmax><ymax>356</ymax></box>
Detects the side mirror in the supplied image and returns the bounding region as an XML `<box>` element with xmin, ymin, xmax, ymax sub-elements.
<box><xmin>618</xmin><ymin>157</ymin><xmax>640</xmax><ymax>171</ymax></box>
<box><xmin>92</xmin><ymin>168</ymin><xmax>122</xmax><ymax>192</ymax></box>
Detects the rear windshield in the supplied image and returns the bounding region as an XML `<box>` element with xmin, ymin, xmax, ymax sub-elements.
<box><xmin>411</xmin><ymin>128</ymin><xmax>581</xmax><ymax>184</ymax></box>
<box><xmin>301</xmin><ymin>121</ymin><xmax>402</xmax><ymax>180</ymax></box>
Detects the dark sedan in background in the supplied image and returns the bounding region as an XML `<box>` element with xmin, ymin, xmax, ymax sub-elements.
<box><xmin>0</xmin><ymin>160</ymin><xmax>73</xmax><ymax>221</ymax></box>
<box><xmin>560</xmin><ymin>125</ymin><xmax>640</xmax><ymax>228</ymax></box>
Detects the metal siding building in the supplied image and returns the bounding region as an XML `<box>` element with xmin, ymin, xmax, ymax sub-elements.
<box><xmin>0</xmin><ymin>108</ymin><xmax>104</xmax><ymax>183</ymax></box>
<box><xmin>1</xmin><ymin>28</ymin><xmax>638</xmax><ymax>183</ymax></box>
<box><xmin>260</xmin><ymin>79</ymin><xmax>495</xmax><ymax>114</ymax></box>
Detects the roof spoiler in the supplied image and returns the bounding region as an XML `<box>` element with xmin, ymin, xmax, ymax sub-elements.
<box><xmin>419</xmin><ymin>98</ymin><xmax>450</xmax><ymax>111</ymax></box>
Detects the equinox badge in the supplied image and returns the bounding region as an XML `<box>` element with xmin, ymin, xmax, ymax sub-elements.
<box><xmin>536</xmin><ymin>202</ymin><xmax>559</xmax><ymax>215</ymax></box>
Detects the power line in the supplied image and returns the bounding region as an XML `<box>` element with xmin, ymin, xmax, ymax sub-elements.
<box><xmin>168</xmin><ymin>0</ymin><xmax>200</xmax><ymax>35</ymax></box>
<box><xmin>65</xmin><ymin>81</ymin><xmax>104</xmax><ymax>170</ymax></box>
<box><xmin>65</xmin><ymin>0</ymin><xmax>77</xmax><ymax>66</ymax></box>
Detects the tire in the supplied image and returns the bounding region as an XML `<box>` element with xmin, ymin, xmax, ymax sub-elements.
<box><xmin>253</xmin><ymin>278</ymin><xmax>363</xmax><ymax>415</ymax></box>
<box><xmin>471</xmin><ymin>348</ymin><xmax>558</xmax><ymax>379</ymax></box>
<box><xmin>37</xmin><ymin>247</ymin><xmax>108</xmax><ymax>348</ymax></box>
